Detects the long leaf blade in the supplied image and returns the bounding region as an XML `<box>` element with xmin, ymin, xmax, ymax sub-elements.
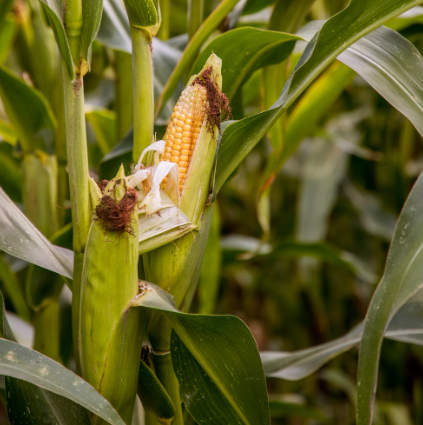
<box><xmin>215</xmin><ymin>0</ymin><xmax>423</xmax><ymax>192</ymax></box>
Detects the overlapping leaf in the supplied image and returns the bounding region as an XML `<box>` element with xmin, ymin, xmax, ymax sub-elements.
<box><xmin>132</xmin><ymin>283</ymin><xmax>270</xmax><ymax>425</ymax></box>
<box><xmin>216</xmin><ymin>0</ymin><xmax>423</xmax><ymax>192</ymax></box>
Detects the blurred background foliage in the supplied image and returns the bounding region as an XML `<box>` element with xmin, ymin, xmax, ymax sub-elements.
<box><xmin>1</xmin><ymin>0</ymin><xmax>423</xmax><ymax>423</ymax></box>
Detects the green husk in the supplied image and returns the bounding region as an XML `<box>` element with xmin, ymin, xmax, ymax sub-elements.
<box><xmin>79</xmin><ymin>165</ymin><xmax>143</xmax><ymax>424</ymax></box>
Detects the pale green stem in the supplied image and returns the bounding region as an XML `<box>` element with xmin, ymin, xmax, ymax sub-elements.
<box><xmin>131</xmin><ymin>27</ymin><xmax>154</xmax><ymax>162</ymax></box>
<box><xmin>62</xmin><ymin>67</ymin><xmax>90</xmax><ymax>253</ymax></box>
<box><xmin>188</xmin><ymin>0</ymin><xmax>204</xmax><ymax>40</ymax></box>
<box><xmin>158</xmin><ymin>0</ymin><xmax>170</xmax><ymax>40</ymax></box>
<box><xmin>155</xmin><ymin>0</ymin><xmax>238</xmax><ymax>116</ymax></box>
<box><xmin>115</xmin><ymin>51</ymin><xmax>134</xmax><ymax>139</ymax></box>
<box><xmin>153</xmin><ymin>353</ymin><xmax>184</xmax><ymax>425</ymax></box>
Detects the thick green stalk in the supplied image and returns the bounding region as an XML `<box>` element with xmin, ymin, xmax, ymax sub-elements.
<box><xmin>131</xmin><ymin>27</ymin><xmax>154</xmax><ymax>162</ymax></box>
<box><xmin>62</xmin><ymin>0</ymin><xmax>90</xmax><ymax>368</ymax></box>
<box><xmin>115</xmin><ymin>51</ymin><xmax>134</xmax><ymax>139</ymax></box>
<box><xmin>153</xmin><ymin>353</ymin><xmax>183</xmax><ymax>425</ymax></box>
<box><xmin>155</xmin><ymin>0</ymin><xmax>238</xmax><ymax>116</ymax></box>
<box><xmin>188</xmin><ymin>0</ymin><xmax>204</xmax><ymax>40</ymax></box>
<box><xmin>62</xmin><ymin>69</ymin><xmax>90</xmax><ymax>253</ymax></box>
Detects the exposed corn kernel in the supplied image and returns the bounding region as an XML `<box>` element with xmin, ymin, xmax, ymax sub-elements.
<box><xmin>162</xmin><ymin>83</ymin><xmax>208</xmax><ymax>193</ymax></box>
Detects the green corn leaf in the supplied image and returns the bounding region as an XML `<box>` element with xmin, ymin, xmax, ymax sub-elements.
<box><xmin>283</xmin><ymin>62</ymin><xmax>356</xmax><ymax>163</ymax></box>
<box><xmin>299</xmin><ymin>22</ymin><xmax>423</xmax><ymax>142</ymax></box>
<box><xmin>0</xmin><ymin>186</ymin><xmax>73</xmax><ymax>279</ymax></box>
<box><xmin>132</xmin><ymin>282</ymin><xmax>271</xmax><ymax>425</ymax></box>
<box><xmin>0</xmin><ymin>291</ymin><xmax>126</xmax><ymax>425</ymax></box>
<box><xmin>190</xmin><ymin>27</ymin><xmax>301</xmax><ymax>100</ymax></box>
<box><xmin>0</xmin><ymin>66</ymin><xmax>56</xmax><ymax>153</ymax></box>
<box><xmin>37</xmin><ymin>0</ymin><xmax>74</xmax><ymax>79</ymax></box>
<box><xmin>137</xmin><ymin>358</ymin><xmax>176</xmax><ymax>422</ymax></box>
<box><xmin>215</xmin><ymin>0</ymin><xmax>423</xmax><ymax>193</ymax></box>
<box><xmin>357</xmin><ymin>172</ymin><xmax>423</xmax><ymax>425</ymax></box>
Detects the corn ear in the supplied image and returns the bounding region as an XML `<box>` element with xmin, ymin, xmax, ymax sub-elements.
<box><xmin>79</xmin><ymin>165</ymin><xmax>143</xmax><ymax>424</ymax></box>
<box><xmin>144</xmin><ymin>54</ymin><xmax>224</xmax><ymax>350</ymax></box>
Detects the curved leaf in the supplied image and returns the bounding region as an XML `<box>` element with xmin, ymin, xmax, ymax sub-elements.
<box><xmin>191</xmin><ymin>27</ymin><xmax>301</xmax><ymax>100</ymax></box>
<box><xmin>0</xmin><ymin>339</ymin><xmax>126</xmax><ymax>424</ymax></box>
<box><xmin>0</xmin><ymin>186</ymin><xmax>73</xmax><ymax>279</ymax></box>
<box><xmin>215</xmin><ymin>0</ymin><xmax>423</xmax><ymax>192</ymax></box>
<box><xmin>357</xmin><ymin>172</ymin><xmax>423</xmax><ymax>425</ymax></box>
<box><xmin>261</xmin><ymin>298</ymin><xmax>423</xmax><ymax>381</ymax></box>
<box><xmin>0</xmin><ymin>292</ymin><xmax>125</xmax><ymax>425</ymax></box>
<box><xmin>0</xmin><ymin>66</ymin><xmax>56</xmax><ymax>153</ymax></box>
<box><xmin>132</xmin><ymin>283</ymin><xmax>270</xmax><ymax>425</ymax></box>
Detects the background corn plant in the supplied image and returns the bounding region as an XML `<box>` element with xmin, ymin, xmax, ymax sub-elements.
<box><xmin>1</xmin><ymin>0</ymin><xmax>423</xmax><ymax>424</ymax></box>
